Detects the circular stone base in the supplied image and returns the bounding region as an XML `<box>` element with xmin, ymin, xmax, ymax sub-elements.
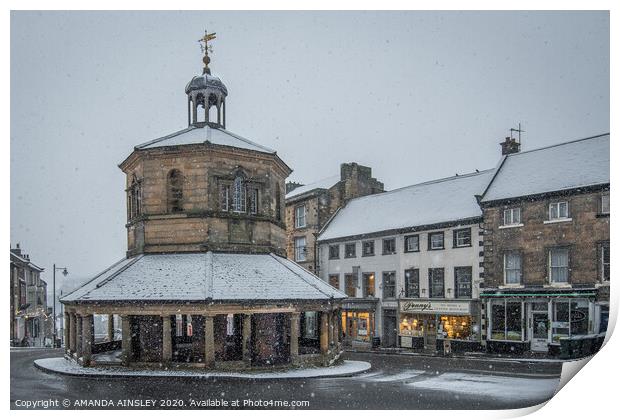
<box><xmin>34</xmin><ymin>357</ymin><xmax>371</xmax><ymax>379</ymax></box>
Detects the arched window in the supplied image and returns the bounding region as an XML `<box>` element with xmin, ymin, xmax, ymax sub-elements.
<box><xmin>167</xmin><ymin>169</ymin><xmax>184</xmax><ymax>213</ymax></box>
<box><xmin>127</xmin><ymin>175</ymin><xmax>142</xmax><ymax>221</ymax></box>
<box><xmin>232</xmin><ymin>175</ymin><xmax>246</xmax><ymax>212</ymax></box>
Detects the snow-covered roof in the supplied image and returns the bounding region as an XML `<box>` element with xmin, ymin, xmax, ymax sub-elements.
<box><xmin>481</xmin><ymin>134</ymin><xmax>610</xmax><ymax>203</ymax></box>
<box><xmin>318</xmin><ymin>170</ymin><xmax>493</xmax><ymax>242</ymax></box>
<box><xmin>285</xmin><ymin>175</ymin><xmax>340</xmax><ymax>200</ymax></box>
<box><xmin>135</xmin><ymin>124</ymin><xmax>275</xmax><ymax>154</ymax></box>
<box><xmin>61</xmin><ymin>252</ymin><xmax>346</xmax><ymax>303</ymax></box>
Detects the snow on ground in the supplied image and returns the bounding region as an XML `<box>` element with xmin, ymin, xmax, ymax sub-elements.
<box><xmin>407</xmin><ymin>371</ymin><xmax>560</xmax><ymax>402</ymax></box>
<box><xmin>364</xmin><ymin>369</ymin><xmax>425</xmax><ymax>382</ymax></box>
<box><xmin>34</xmin><ymin>357</ymin><xmax>371</xmax><ymax>379</ymax></box>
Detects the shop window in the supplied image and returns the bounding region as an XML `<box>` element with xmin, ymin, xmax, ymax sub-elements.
<box><xmin>328</xmin><ymin>274</ymin><xmax>340</xmax><ymax>289</ymax></box>
<box><xmin>344</xmin><ymin>243</ymin><xmax>356</xmax><ymax>258</ymax></box>
<box><xmin>363</xmin><ymin>273</ymin><xmax>375</xmax><ymax>298</ymax></box>
<box><xmin>549</xmin><ymin>248</ymin><xmax>569</xmax><ymax>283</ymax></box>
<box><xmin>490</xmin><ymin>300</ymin><xmax>523</xmax><ymax>341</ymax></box>
<box><xmin>382</xmin><ymin>238</ymin><xmax>396</xmax><ymax>255</ymax></box>
<box><xmin>439</xmin><ymin>316</ymin><xmax>472</xmax><ymax>340</ymax></box>
<box><xmin>600</xmin><ymin>305</ymin><xmax>609</xmax><ymax>333</ymax></box>
<box><xmin>404</xmin><ymin>269</ymin><xmax>419</xmax><ymax>298</ymax></box>
<box><xmin>382</xmin><ymin>272</ymin><xmax>396</xmax><ymax>299</ymax></box>
<box><xmin>429</xmin><ymin>268</ymin><xmax>445</xmax><ymax>298</ymax></box>
<box><xmin>328</xmin><ymin>245</ymin><xmax>340</xmax><ymax>259</ymax></box>
<box><xmin>362</xmin><ymin>240</ymin><xmax>375</xmax><ymax>257</ymax></box>
<box><xmin>404</xmin><ymin>235</ymin><xmax>419</xmax><ymax>252</ymax></box>
<box><xmin>503</xmin><ymin>207</ymin><xmax>521</xmax><ymax>226</ymax></box>
<box><xmin>454</xmin><ymin>266</ymin><xmax>472</xmax><ymax>298</ymax></box>
<box><xmin>549</xmin><ymin>201</ymin><xmax>569</xmax><ymax>220</ymax></box>
<box><xmin>294</xmin><ymin>237</ymin><xmax>307</xmax><ymax>262</ymax></box>
<box><xmin>294</xmin><ymin>205</ymin><xmax>306</xmax><ymax>228</ymax></box>
<box><xmin>428</xmin><ymin>232</ymin><xmax>444</xmax><ymax>250</ymax></box>
<box><xmin>345</xmin><ymin>274</ymin><xmax>357</xmax><ymax>297</ymax></box>
<box><xmin>600</xmin><ymin>242</ymin><xmax>610</xmax><ymax>282</ymax></box>
<box><xmin>570</xmin><ymin>300</ymin><xmax>589</xmax><ymax>336</ymax></box>
<box><xmin>504</xmin><ymin>251</ymin><xmax>522</xmax><ymax>285</ymax></box>
<box><xmin>453</xmin><ymin>228</ymin><xmax>472</xmax><ymax>248</ymax></box>
<box><xmin>551</xmin><ymin>299</ymin><xmax>590</xmax><ymax>342</ymax></box>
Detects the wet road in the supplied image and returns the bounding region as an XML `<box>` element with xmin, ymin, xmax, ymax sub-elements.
<box><xmin>11</xmin><ymin>348</ymin><xmax>562</xmax><ymax>410</ymax></box>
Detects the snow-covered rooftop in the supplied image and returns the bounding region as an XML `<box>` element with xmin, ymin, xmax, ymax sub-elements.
<box><xmin>481</xmin><ymin>134</ymin><xmax>610</xmax><ymax>203</ymax></box>
<box><xmin>134</xmin><ymin>124</ymin><xmax>275</xmax><ymax>154</ymax></box>
<box><xmin>285</xmin><ymin>175</ymin><xmax>340</xmax><ymax>200</ymax></box>
<box><xmin>61</xmin><ymin>252</ymin><xmax>346</xmax><ymax>303</ymax></box>
<box><xmin>318</xmin><ymin>170</ymin><xmax>493</xmax><ymax>241</ymax></box>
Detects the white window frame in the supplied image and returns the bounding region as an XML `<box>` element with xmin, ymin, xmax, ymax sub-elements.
<box><xmin>454</xmin><ymin>228</ymin><xmax>472</xmax><ymax>247</ymax></box>
<box><xmin>504</xmin><ymin>251</ymin><xmax>522</xmax><ymax>285</ymax></box>
<box><xmin>294</xmin><ymin>236</ymin><xmax>307</xmax><ymax>262</ymax></box>
<box><xmin>549</xmin><ymin>247</ymin><xmax>570</xmax><ymax>284</ymax></box>
<box><xmin>548</xmin><ymin>201</ymin><xmax>569</xmax><ymax>221</ymax></box>
<box><xmin>429</xmin><ymin>232</ymin><xmax>444</xmax><ymax>250</ymax></box>
<box><xmin>294</xmin><ymin>205</ymin><xmax>306</xmax><ymax>228</ymax></box>
<box><xmin>404</xmin><ymin>235</ymin><xmax>419</xmax><ymax>252</ymax></box>
<box><xmin>503</xmin><ymin>208</ymin><xmax>522</xmax><ymax>226</ymax></box>
<box><xmin>601</xmin><ymin>193</ymin><xmax>610</xmax><ymax>214</ymax></box>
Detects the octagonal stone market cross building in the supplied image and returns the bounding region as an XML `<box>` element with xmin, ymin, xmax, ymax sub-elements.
<box><xmin>60</xmin><ymin>33</ymin><xmax>346</xmax><ymax>370</ymax></box>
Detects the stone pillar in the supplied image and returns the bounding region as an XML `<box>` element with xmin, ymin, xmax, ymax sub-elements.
<box><xmin>204</xmin><ymin>315</ymin><xmax>215</xmax><ymax>368</ymax></box>
<box><xmin>162</xmin><ymin>315</ymin><xmax>172</xmax><ymax>362</ymax></box>
<box><xmin>333</xmin><ymin>310</ymin><xmax>340</xmax><ymax>348</ymax></box>
<box><xmin>242</xmin><ymin>314</ymin><xmax>252</xmax><ymax>365</ymax></box>
<box><xmin>328</xmin><ymin>312</ymin><xmax>335</xmax><ymax>346</ymax></box>
<box><xmin>81</xmin><ymin>314</ymin><xmax>93</xmax><ymax>366</ymax></box>
<box><xmin>320</xmin><ymin>312</ymin><xmax>329</xmax><ymax>355</ymax></box>
<box><xmin>75</xmin><ymin>315</ymin><xmax>83</xmax><ymax>358</ymax></box>
<box><xmin>290</xmin><ymin>313</ymin><xmax>300</xmax><ymax>360</ymax></box>
<box><xmin>107</xmin><ymin>314</ymin><xmax>115</xmax><ymax>342</ymax></box>
<box><xmin>69</xmin><ymin>313</ymin><xmax>77</xmax><ymax>354</ymax></box>
<box><xmin>121</xmin><ymin>315</ymin><xmax>132</xmax><ymax>366</ymax></box>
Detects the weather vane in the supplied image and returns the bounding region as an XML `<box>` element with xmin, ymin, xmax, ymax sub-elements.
<box><xmin>198</xmin><ymin>30</ymin><xmax>217</xmax><ymax>74</ymax></box>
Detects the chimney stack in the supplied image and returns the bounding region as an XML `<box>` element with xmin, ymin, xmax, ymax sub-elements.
<box><xmin>500</xmin><ymin>136</ymin><xmax>520</xmax><ymax>155</ymax></box>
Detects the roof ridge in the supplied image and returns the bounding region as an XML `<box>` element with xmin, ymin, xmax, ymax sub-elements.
<box><xmin>345</xmin><ymin>168</ymin><xmax>494</xmax><ymax>205</ymax></box>
<box><xmin>135</xmin><ymin>126</ymin><xmax>197</xmax><ymax>149</ymax></box>
<box><xmin>268</xmin><ymin>253</ymin><xmax>335</xmax><ymax>299</ymax></box>
<box><xmin>506</xmin><ymin>133</ymin><xmax>609</xmax><ymax>158</ymax></box>
<box><xmin>215</xmin><ymin>126</ymin><xmax>275</xmax><ymax>154</ymax></box>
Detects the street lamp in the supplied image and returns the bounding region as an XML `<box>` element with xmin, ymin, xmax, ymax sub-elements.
<box><xmin>53</xmin><ymin>264</ymin><xmax>69</xmax><ymax>348</ymax></box>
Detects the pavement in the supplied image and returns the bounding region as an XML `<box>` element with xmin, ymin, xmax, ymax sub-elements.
<box><xmin>11</xmin><ymin>347</ymin><xmax>563</xmax><ymax>410</ymax></box>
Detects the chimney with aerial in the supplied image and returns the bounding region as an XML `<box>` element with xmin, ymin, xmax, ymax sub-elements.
<box><xmin>500</xmin><ymin>136</ymin><xmax>520</xmax><ymax>155</ymax></box>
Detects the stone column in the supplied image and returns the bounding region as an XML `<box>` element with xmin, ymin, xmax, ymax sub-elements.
<box><xmin>121</xmin><ymin>315</ymin><xmax>133</xmax><ymax>366</ymax></box>
<box><xmin>328</xmin><ymin>312</ymin><xmax>335</xmax><ymax>346</ymax></box>
<box><xmin>63</xmin><ymin>312</ymin><xmax>70</xmax><ymax>352</ymax></box>
<box><xmin>162</xmin><ymin>315</ymin><xmax>172</xmax><ymax>362</ymax></box>
<box><xmin>290</xmin><ymin>313</ymin><xmax>300</xmax><ymax>360</ymax></box>
<box><xmin>69</xmin><ymin>313</ymin><xmax>77</xmax><ymax>354</ymax></box>
<box><xmin>242</xmin><ymin>314</ymin><xmax>252</xmax><ymax>365</ymax></box>
<box><xmin>107</xmin><ymin>314</ymin><xmax>115</xmax><ymax>342</ymax></box>
<box><xmin>320</xmin><ymin>312</ymin><xmax>329</xmax><ymax>355</ymax></box>
<box><xmin>81</xmin><ymin>314</ymin><xmax>93</xmax><ymax>366</ymax></box>
<box><xmin>333</xmin><ymin>310</ymin><xmax>340</xmax><ymax>348</ymax></box>
<box><xmin>75</xmin><ymin>315</ymin><xmax>83</xmax><ymax>358</ymax></box>
<box><xmin>204</xmin><ymin>315</ymin><xmax>215</xmax><ymax>368</ymax></box>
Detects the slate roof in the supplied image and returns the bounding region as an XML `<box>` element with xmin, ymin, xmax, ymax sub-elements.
<box><xmin>134</xmin><ymin>124</ymin><xmax>275</xmax><ymax>154</ymax></box>
<box><xmin>285</xmin><ymin>175</ymin><xmax>340</xmax><ymax>200</ymax></box>
<box><xmin>481</xmin><ymin>133</ymin><xmax>610</xmax><ymax>203</ymax></box>
<box><xmin>318</xmin><ymin>170</ymin><xmax>493</xmax><ymax>242</ymax></box>
<box><xmin>60</xmin><ymin>252</ymin><xmax>346</xmax><ymax>303</ymax></box>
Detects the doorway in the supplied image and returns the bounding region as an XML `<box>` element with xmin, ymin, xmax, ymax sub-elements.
<box><xmin>382</xmin><ymin>311</ymin><xmax>397</xmax><ymax>348</ymax></box>
<box><xmin>530</xmin><ymin>303</ymin><xmax>549</xmax><ymax>352</ymax></box>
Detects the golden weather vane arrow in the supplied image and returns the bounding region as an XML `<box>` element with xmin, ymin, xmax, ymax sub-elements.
<box><xmin>197</xmin><ymin>30</ymin><xmax>217</xmax><ymax>74</ymax></box>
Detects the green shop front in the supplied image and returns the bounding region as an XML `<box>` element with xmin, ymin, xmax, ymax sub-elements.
<box><xmin>481</xmin><ymin>288</ymin><xmax>608</xmax><ymax>357</ymax></box>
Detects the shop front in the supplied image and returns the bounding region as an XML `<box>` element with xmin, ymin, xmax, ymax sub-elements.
<box><xmin>398</xmin><ymin>299</ymin><xmax>481</xmax><ymax>352</ymax></box>
<box><xmin>340</xmin><ymin>298</ymin><xmax>378</xmax><ymax>349</ymax></box>
<box><xmin>481</xmin><ymin>288</ymin><xmax>604</xmax><ymax>357</ymax></box>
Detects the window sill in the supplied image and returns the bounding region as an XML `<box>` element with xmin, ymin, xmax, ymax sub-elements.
<box><xmin>499</xmin><ymin>284</ymin><xmax>524</xmax><ymax>289</ymax></box>
<box><xmin>596</xmin><ymin>213</ymin><xmax>610</xmax><ymax>218</ymax></box>
<box><xmin>543</xmin><ymin>218</ymin><xmax>572</xmax><ymax>225</ymax></box>
<box><xmin>428</xmin><ymin>247</ymin><xmax>445</xmax><ymax>251</ymax></box>
<box><xmin>344</xmin><ymin>256</ymin><xmax>357</xmax><ymax>259</ymax></box>
<box><xmin>499</xmin><ymin>223</ymin><xmax>524</xmax><ymax>229</ymax></box>
<box><xmin>362</xmin><ymin>254</ymin><xmax>375</xmax><ymax>258</ymax></box>
<box><xmin>382</xmin><ymin>252</ymin><xmax>397</xmax><ymax>256</ymax></box>
<box><xmin>404</xmin><ymin>249</ymin><xmax>420</xmax><ymax>253</ymax></box>
<box><xmin>544</xmin><ymin>283</ymin><xmax>572</xmax><ymax>288</ymax></box>
<box><xmin>453</xmin><ymin>244</ymin><xmax>472</xmax><ymax>248</ymax></box>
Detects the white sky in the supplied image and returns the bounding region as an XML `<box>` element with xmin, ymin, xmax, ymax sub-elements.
<box><xmin>10</xmin><ymin>11</ymin><xmax>609</xmax><ymax>290</ymax></box>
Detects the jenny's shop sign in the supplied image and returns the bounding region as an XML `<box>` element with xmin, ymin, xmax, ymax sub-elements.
<box><xmin>399</xmin><ymin>299</ymin><xmax>470</xmax><ymax>315</ymax></box>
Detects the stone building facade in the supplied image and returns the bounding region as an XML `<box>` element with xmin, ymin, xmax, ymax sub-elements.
<box><xmin>317</xmin><ymin>170</ymin><xmax>492</xmax><ymax>351</ymax></box>
<box><xmin>285</xmin><ymin>163</ymin><xmax>384</xmax><ymax>273</ymax></box>
<box><xmin>10</xmin><ymin>244</ymin><xmax>52</xmax><ymax>347</ymax></box>
<box><xmin>479</xmin><ymin>134</ymin><xmax>610</xmax><ymax>357</ymax></box>
<box><xmin>61</xmin><ymin>34</ymin><xmax>345</xmax><ymax>369</ymax></box>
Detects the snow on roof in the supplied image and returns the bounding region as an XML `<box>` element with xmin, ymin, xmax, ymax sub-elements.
<box><xmin>481</xmin><ymin>134</ymin><xmax>610</xmax><ymax>203</ymax></box>
<box><xmin>318</xmin><ymin>170</ymin><xmax>493</xmax><ymax>242</ymax></box>
<box><xmin>61</xmin><ymin>252</ymin><xmax>346</xmax><ymax>303</ymax></box>
<box><xmin>285</xmin><ymin>175</ymin><xmax>340</xmax><ymax>200</ymax></box>
<box><xmin>135</xmin><ymin>124</ymin><xmax>275</xmax><ymax>154</ymax></box>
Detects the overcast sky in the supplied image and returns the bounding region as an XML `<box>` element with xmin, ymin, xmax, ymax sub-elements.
<box><xmin>10</xmin><ymin>11</ymin><xmax>609</xmax><ymax>293</ymax></box>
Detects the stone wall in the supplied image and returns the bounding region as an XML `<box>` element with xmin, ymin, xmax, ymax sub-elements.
<box><xmin>482</xmin><ymin>189</ymin><xmax>610</xmax><ymax>287</ymax></box>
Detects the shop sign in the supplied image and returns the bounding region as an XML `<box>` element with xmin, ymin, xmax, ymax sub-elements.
<box><xmin>571</xmin><ymin>310</ymin><xmax>586</xmax><ymax>322</ymax></box>
<box><xmin>399</xmin><ymin>299</ymin><xmax>470</xmax><ymax>315</ymax></box>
